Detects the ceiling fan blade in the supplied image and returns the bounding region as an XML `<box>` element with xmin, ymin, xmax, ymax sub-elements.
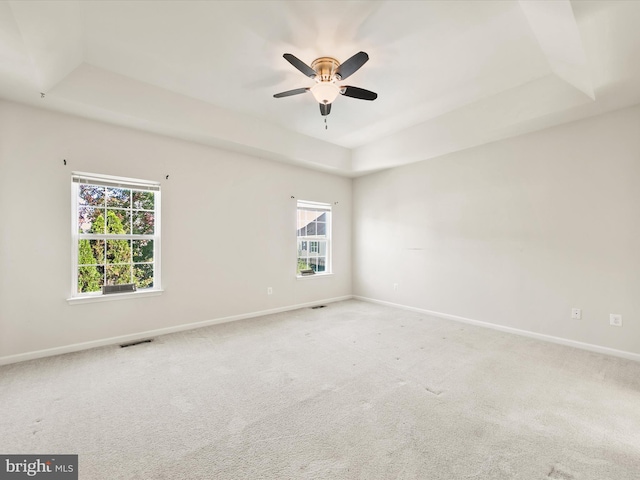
<box><xmin>340</xmin><ymin>86</ymin><xmax>377</xmax><ymax>101</ymax></box>
<box><xmin>335</xmin><ymin>51</ymin><xmax>369</xmax><ymax>80</ymax></box>
<box><xmin>319</xmin><ymin>103</ymin><xmax>332</xmax><ymax>116</ymax></box>
<box><xmin>273</xmin><ymin>88</ymin><xmax>309</xmax><ymax>98</ymax></box>
<box><xmin>283</xmin><ymin>53</ymin><xmax>317</xmax><ymax>78</ymax></box>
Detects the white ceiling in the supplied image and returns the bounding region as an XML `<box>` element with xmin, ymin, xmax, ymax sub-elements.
<box><xmin>2</xmin><ymin>0</ymin><xmax>640</xmax><ymax>176</ymax></box>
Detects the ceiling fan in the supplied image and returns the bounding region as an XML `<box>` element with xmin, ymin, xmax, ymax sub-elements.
<box><xmin>274</xmin><ymin>51</ymin><xmax>378</xmax><ymax>116</ymax></box>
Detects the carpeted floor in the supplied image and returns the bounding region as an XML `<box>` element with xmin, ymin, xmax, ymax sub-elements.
<box><xmin>1</xmin><ymin>300</ymin><xmax>639</xmax><ymax>479</ymax></box>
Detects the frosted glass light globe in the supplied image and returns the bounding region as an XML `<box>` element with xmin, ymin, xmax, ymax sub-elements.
<box><xmin>311</xmin><ymin>82</ymin><xmax>339</xmax><ymax>104</ymax></box>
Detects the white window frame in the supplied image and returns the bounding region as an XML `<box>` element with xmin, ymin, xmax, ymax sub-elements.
<box><xmin>68</xmin><ymin>172</ymin><xmax>162</xmax><ymax>304</ymax></box>
<box><xmin>296</xmin><ymin>200</ymin><xmax>332</xmax><ymax>277</ymax></box>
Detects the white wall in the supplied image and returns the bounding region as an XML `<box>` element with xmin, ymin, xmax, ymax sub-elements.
<box><xmin>353</xmin><ymin>104</ymin><xmax>640</xmax><ymax>356</ymax></box>
<box><xmin>3</xmin><ymin>98</ymin><xmax>640</xmax><ymax>362</ymax></box>
<box><xmin>0</xmin><ymin>101</ymin><xmax>351</xmax><ymax>361</ymax></box>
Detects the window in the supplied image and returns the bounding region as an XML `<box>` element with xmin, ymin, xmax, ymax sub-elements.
<box><xmin>71</xmin><ymin>172</ymin><xmax>161</xmax><ymax>297</ymax></box>
<box><xmin>296</xmin><ymin>200</ymin><xmax>331</xmax><ymax>275</ymax></box>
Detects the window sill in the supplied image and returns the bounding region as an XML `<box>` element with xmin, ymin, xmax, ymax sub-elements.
<box><xmin>67</xmin><ymin>289</ymin><xmax>164</xmax><ymax>305</ymax></box>
<box><xmin>296</xmin><ymin>273</ymin><xmax>334</xmax><ymax>280</ymax></box>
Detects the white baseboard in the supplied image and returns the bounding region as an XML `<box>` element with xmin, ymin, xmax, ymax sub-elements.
<box><xmin>0</xmin><ymin>295</ymin><xmax>354</xmax><ymax>366</ymax></box>
<box><xmin>354</xmin><ymin>296</ymin><xmax>640</xmax><ymax>363</ymax></box>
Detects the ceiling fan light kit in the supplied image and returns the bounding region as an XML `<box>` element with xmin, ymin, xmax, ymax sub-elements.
<box><xmin>311</xmin><ymin>82</ymin><xmax>340</xmax><ymax>104</ymax></box>
<box><xmin>274</xmin><ymin>51</ymin><xmax>378</xmax><ymax>117</ymax></box>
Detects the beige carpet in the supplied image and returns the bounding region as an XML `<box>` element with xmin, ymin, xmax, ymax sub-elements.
<box><xmin>1</xmin><ymin>300</ymin><xmax>639</xmax><ymax>479</ymax></box>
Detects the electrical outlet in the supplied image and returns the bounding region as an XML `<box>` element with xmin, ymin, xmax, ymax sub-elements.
<box><xmin>267</xmin><ymin>287</ymin><xmax>273</xmax><ymax>295</ymax></box>
<box><xmin>393</xmin><ymin>283</ymin><xmax>398</xmax><ymax>291</ymax></box>
<box><xmin>571</xmin><ymin>308</ymin><xmax>581</xmax><ymax>319</ymax></box>
<box><xmin>609</xmin><ymin>314</ymin><xmax>622</xmax><ymax>327</ymax></box>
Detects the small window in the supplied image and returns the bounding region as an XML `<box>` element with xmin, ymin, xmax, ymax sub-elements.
<box><xmin>297</xmin><ymin>200</ymin><xmax>331</xmax><ymax>275</ymax></box>
<box><xmin>71</xmin><ymin>172</ymin><xmax>161</xmax><ymax>297</ymax></box>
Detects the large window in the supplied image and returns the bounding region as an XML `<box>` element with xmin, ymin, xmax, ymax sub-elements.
<box><xmin>297</xmin><ymin>200</ymin><xmax>331</xmax><ymax>275</ymax></box>
<box><xmin>71</xmin><ymin>173</ymin><xmax>161</xmax><ymax>297</ymax></box>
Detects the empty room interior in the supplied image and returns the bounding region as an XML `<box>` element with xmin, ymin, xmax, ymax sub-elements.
<box><xmin>1</xmin><ymin>1</ymin><xmax>639</xmax><ymax>479</ymax></box>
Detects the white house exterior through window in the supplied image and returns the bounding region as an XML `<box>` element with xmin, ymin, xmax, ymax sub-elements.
<box><xmin>297</xmin><ymin>200</ymin><xmax>331</xmax><ymax>275</ymax></box>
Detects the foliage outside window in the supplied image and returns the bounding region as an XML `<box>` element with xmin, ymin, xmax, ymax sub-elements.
<box><xmin>72</xmin><ymin>173</ymin><xmax>160</xmax><ymax>296</ymax></box>
<box><xmin>297</xmin><ymin>200</ymin><xmax>331</xmax><ymax>275</ymax></box>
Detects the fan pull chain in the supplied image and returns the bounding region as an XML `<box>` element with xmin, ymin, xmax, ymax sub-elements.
<box><xmin>325</xmin><ymin>118</ymin><xmax>328</xmax><ymax>130</ymax></box>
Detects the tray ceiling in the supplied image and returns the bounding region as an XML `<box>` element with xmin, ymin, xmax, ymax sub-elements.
<box><xmin>1</xmin><ymin>1</ymin><xmax>640</xmax><ymax>176</ymax></box>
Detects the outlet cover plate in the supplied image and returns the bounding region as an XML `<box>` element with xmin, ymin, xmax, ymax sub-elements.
<box><xmin>610</xmin><ymin>314</ymin><xmax>622</xmax><ymax>327</ymax></box>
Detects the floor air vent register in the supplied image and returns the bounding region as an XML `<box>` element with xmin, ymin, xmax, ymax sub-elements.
<box><xmin>120</xmin><ymin>339</ymin><xmax>153</xmax><ymax>348</ymax></box>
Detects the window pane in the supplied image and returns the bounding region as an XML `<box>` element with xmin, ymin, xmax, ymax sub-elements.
<box><xmin>78</xmin><ymin>265</ymin><xmax>104</xmax><ymax>293</ymax></box>
<box><xmin>132</xmin><ymin>211</ymin><xmax>154</xmax><ymax>234</ymax></box>
<box><xmin>301</xmin><ymin>210</ymin><xmax>318</xmax><ymax>224</ymax></box>
<box><xmin>78</xmin><ymin>206</ymin><xmax>105</xmax><ymax>234</ymax></box>
<box><xmin>79</xmin><ymin>185</ymin><xmax>105</xmax><ymax>207</ymax></box>
<box><xmin>133</xmin><ymin>239</ymin><xmax>153</xmax><ymax>263</ymax></box>
<box><xmin>78</xmin><ymin>239</ymin><xmax>105</xmax><ymax>265</ymax></box>
<box><xmin>106</xmin><ymin>187</ymin><xmax>131</xmax><ymax>208</ymax></box>
<box><xmin>133</xmin><ymin>191</ymin><xmax>154</xmax><ymax>210</ymax></box>
<box><xmin>134</xmin><ymin>264</ymin><xmax>154</xmax><ymax>289</ymax></box>
<box><xmin>107</xmin><ymin>239</ymin><xmax>132</xmax><ymax>264</ymax></box>
<box><xmin>297</xmin><ymin>258</ymin><xmax>310</xmax><ymax>274</ymax></box>
<box><xmin>315</xmin><ymin>221</ymin><xmax>326</xmax><ymax>236</ymax></box>
<box><xmin>319</xmin><ymin>241</ymin><xmax>327</xmax><ymax>256</ymax></box>
<box><xmin>310</xmin><ymin>257</ymin><xmax>326</xmax><ymax>273</ymax></box>
<box><xmin>106</xmin><ymin>264</ymin><xmax>132</xmax><ymax>285</ymax></box>
<box><xmin>106</xmin><ymin>209</ymin><xmax>131</xmax><ymax>234</ymax></box>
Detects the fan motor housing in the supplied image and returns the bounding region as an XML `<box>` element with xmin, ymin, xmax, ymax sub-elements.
<box><xmin>311</xmin><ymin>57</ymin><xmax>340</xmax><ymax>81</ymax></box>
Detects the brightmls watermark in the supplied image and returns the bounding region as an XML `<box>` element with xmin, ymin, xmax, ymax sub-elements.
<box><xmin>0</xmin><ymin>455</ymin><xmax>77</xmax><ymax>479</ymax></box>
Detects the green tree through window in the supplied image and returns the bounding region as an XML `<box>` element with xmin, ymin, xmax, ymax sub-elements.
<box><xmin>73</xmin><ymin>174</ymin><xmax>159</xmax><ymax>295</ymax></box>
<box><xmin>78</xmin><ymin>239</ymin><xmax>101</xmax><ymax>292</ymax></box>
